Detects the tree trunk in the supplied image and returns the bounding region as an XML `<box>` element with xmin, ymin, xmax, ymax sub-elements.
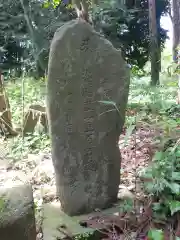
<box><xmin>19</xmin><ymin>0</ymin><xmax>46</xmax><ymax>74</ymax></box>
<box><xmin>157</xmin><ymin>17</ymin><xmax>162</xmax><ymax>73</ymax></box>
<box><xmin>171</xmin><ymin>0</ymin><xmax>180</xmax><ymax>104</ymax></box>
<box><xmin>172</xmin><ymin>0</ymin><xmax>180</xmax><ymax>62</ymax></box>
<box><xmin>0</xmin><ymin>70</ymin><xmax>18</xmax><ymax>136</ymax></box>
<box><xmin>177</xmin><ymin>50</ymin><xmax>180</xmax><ymax>104</ymax></box>
<box><xmin>178</xmin><ymin>77</ymin><xmax>180</xmax><ymax>104</ymax></box>
<box><xmin>148</xmin><ymin>0</ymin><xmax>160</xmax><ymax>86</ymax></box>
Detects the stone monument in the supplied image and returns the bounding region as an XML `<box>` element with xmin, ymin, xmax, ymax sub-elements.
<box><xmin>47</xmin><ymin>20</ymin><xmax>130</xmax><ymax>216</ymax></box>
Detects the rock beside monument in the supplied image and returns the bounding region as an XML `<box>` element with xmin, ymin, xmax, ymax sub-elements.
<box><xmin>0</xmin><ymin>184</ymin><xmax>36</xmax><ymax>240</ymax></box>
<box><xmin>47</xmin><ymin>19</ymin><xmax>130</xmax><ymax>216</ymax></box>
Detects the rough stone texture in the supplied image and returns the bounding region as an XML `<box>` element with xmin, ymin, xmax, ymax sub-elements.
<box><xmin>0</xmin><ymin>184</ymin><xmax>36</xmax><ymax>240</ymax></box>
<box><xmin>47</xmin><ymin>19</ymin><xmax>130</xmax><ymax>216</ymax></box>
<box><xmin>43</xmin><ymin>200</ymin><xmax>124</xmax><ymax>240</ymax></box>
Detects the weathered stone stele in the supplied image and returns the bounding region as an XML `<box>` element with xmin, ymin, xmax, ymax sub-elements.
<box><xmin>47</xmin><ymin>19</ymin><xmax>130</xmax><ymax>216</ymax></box>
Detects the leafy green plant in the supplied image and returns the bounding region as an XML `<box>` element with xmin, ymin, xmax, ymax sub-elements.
<box><xmin>0</xmin><ymin>197</ymin><xmax>6</xmax><ymax>213</ymax></box>
<box><xmin>75</xmin><ymin>232</ymin><xmax>93</xmax><ymax>240</ymax></box>
<box><xmin>168</xmin><ymin>200</ymin><xmax>180</xmax><ymax>216</ymax></box>
<box><xmin>148</xmin><ymin>229</ymin><xmax>163</xmax><ymax>240</ymax></box>
<box><xmin>142</xmin><ymin>145</ymin><xmax>180</xmax><ymax>194</ymax></box>
<box><xmin>141</xmin><ymin>141</ymin><xmax>180</xmax><ymax>224</ymax></box>
<box><xmin>7</xmin><ymin>133</ymin><xmax>50</xmax><ymax>160</ymax></box>
<box><xmin>119</xmin><ymin>199</ymin><xmax>134</xmax><ymax>213</ymax></box>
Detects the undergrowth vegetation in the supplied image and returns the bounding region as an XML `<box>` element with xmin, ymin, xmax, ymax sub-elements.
<box><xmin>5</xmin><ymin>74</ymin><xmax>178</xmax><ymax>159</ymax></box>
<box><xmin>2</xmin><ymin>50</ymin><xmax>180</xmax><ymax>239</ymax></box>
<box><xmin>5</xmin><ymin>78</ymin><xmax>49</xmax><ymax>160</ymax></box>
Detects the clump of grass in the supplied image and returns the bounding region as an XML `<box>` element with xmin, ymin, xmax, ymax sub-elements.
<box><xmin>5</xmin><ymin>78</ymin><xmax>50</xmax><ymax>160</ymax></box>
<box><xmin>6</xmin><ymin>77</ymin><xmax>46</xmax><ymax>125</ymax></box>
<box><xmin>4</xmin><ymin>73</ymin><xmax>178</xmax><ymax>161</ymax></box>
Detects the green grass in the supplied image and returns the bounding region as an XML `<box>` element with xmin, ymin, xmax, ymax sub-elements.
<box><xmin>129</xmin><ymin>76</ymin><xmax>177</xmax><ymax>109</ymax></box>
<box><xmin>126</xmin><ymin>76</ymin><xmax>177</xmax><ymax>127</ymax></box>
<box><xmin>6</xmin><ymin>77</ymin><xmax>46</xmax><ymax>125</ymax></box>
<box><xmin>3</xmin><ymin>73</ymin><xmax>178</xmax><ymax>161</ymax></box>
<box><xmin>2</xmin><ymin>67</ymin><xmax>179</xmax><ymax>239</ymax></box>
<box><xmin>5</xmin><ymin>78</ymin><xmax>49</xmax><ymax>160</ymax></box>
